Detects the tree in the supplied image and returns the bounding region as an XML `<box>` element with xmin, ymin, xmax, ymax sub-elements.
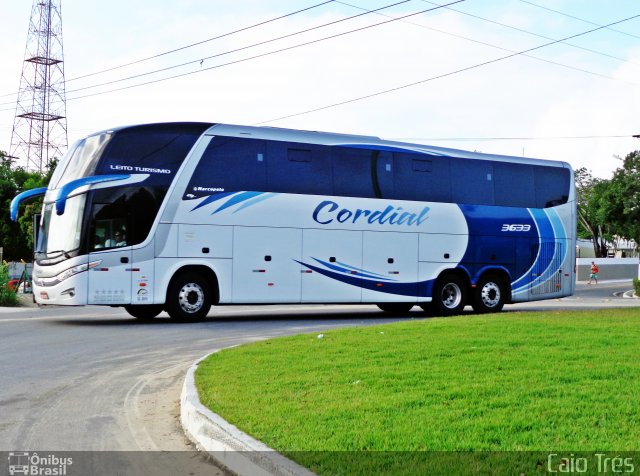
<box><xmin>0</xmin><ymin>151</ymin><xmax>54</xmax><ymax>261</ymax></box>
<box><xmin>601</xmin><ymin>151</ymin><xmax>640</xmax><ymax>251</ymax></box>
<box><xmin>574</xmin><ymin>167</ymin><xmax>610</xmax><ymax>257</ymax></box>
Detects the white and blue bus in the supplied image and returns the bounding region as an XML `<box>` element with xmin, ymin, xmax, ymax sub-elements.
<box><xmin>12</xmin><ymin>122</ymin><xmax>576</xmax><ymax>320</ymax></box>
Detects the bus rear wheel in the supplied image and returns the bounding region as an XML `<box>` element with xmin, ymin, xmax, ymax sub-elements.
<box><xmin>124</xmin><ymin>304</ymin><xmax>164</xmax><ymax>320</ymax></box>
<box><xmin>432</xmin><ymin>274</ymin><xmax>467</xmax><ymax>316</ymax></box>
<box><xmin>377</xmin><ymin>303</ymin><xmax>414</xmax><ymax>314</ymax></box>
<box><xmin>472</xmin><ymin>275</ymin><xmax>506</xmax><ymax>313</ymax></box>
<box><xmin>167</xmin><ymin>272</ymin><xmax>211</xmax><ymax>321</ymax></box>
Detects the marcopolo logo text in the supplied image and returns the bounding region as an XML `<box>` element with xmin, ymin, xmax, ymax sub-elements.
<box><xmin>312</xmin><ymin>200</ymin><xmax>429</xmax><ymax>227</ymax></box>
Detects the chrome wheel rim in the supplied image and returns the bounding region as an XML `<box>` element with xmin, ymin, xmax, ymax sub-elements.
<box><xmin>441</xmin><ymin>282</ymin><xmax>462</xmax><ymax>309</ymax></box>
<box><xmin>481</xmin><ymin>282</ymin><xmax>501</xmax><ymax>308</ymax></box>
<box><xmin>178</xmin><ymin>282</ymin><xmax>204</xmax><ymax>314</ymax></box>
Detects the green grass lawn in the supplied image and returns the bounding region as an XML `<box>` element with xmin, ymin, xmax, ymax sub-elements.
<box><xmin>195</xmin><ymin>309</ymin><xmax>640</xmax><ymax>474</ymax></box>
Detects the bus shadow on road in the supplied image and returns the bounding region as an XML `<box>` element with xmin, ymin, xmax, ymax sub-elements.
<box><xmin>46</xmin><ymin>307</ymin><xmax>439</xmax><ymax>326</ymax></box>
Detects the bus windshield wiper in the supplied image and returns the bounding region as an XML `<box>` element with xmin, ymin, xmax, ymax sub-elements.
<box><xmin>41</xmin><ymin>249</ymin><xmax>73</xmax><ymax>259</ymax></box>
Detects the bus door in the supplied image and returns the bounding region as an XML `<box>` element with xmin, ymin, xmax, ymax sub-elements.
<box><xmin>361</xmin><ymin>231</ymin><xmax>419</xmax><ymax>303</ymax></box>
<box><xmin>87</xmin><ymin>247</ymin><xmax>132</xmax><ymax>305</ymax></box>
<box><xmin>529</xmin><ymin>240</ymin><xmax>564</xmax><ymax>299</ymax></box>
<box><xmin>87</xmin><ymin>196</ymin><xmax>134</xmax><ymax>305</ymax></box>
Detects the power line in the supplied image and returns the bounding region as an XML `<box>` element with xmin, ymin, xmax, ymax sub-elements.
<box><xmin>418</xmin><ymin>0</ymin><xmax>640</xmax><ymax>68</ymax></box>
<box><xmin>59</xmin><ymin>0</ymin><xmax>413</xmax><ymax>98</ymax></box>
<box><xmin>65</xmin><ymin>0</ymin><xmax>337</xmax><ymax>83</ymax></box>
<box><xmin>0</xmin><ymin>0</ymin><xmax>414</xmax><ymax>109</ymax></box>
<box><xmin>519</xmin><ymin>0</ymin><xmax>640</xmax><ymax>41</ymax></box>
<box><xmin>255</xmin><ymin>12</ymin><xmax>640</xmax><ymax>125</ymax></box>
<box><xmin>0</xmin><ymin>0</ymin><xmax>463</xmax><ymax>110</ymax></box>
<box><xmin>334</xmin><ymin>1</ymin><xmax>639</xmax><ymax>86</ymax></box>
<box><xmin>389</xmin><ymin>134</ymin><xmax>638</xmax><ymax>141</ymax></box>
<box><xmin>0</xmin><ymin>0</ymin><xmax>336</xmax><ymax>100</ymax></box>
<box><xmin>2</xmin><ymin>1</ymin><xmax>637</xmax><ymax>118</ymax></box>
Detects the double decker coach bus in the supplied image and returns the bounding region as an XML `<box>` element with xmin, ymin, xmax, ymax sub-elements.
<box><xmin>11</xmin><ymin>122</ymin><xmax>576</xmax><ymax>320</ymax></box>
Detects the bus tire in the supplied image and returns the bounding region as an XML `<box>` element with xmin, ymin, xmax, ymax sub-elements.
<box><xmin>472</xmin><ymin>274</ymin><xmax>506</xmax><ymax>314</ymax></box>
<box><xmin>377</xmin><ymin>303</ymin><xmax>414</xmax><ymax>314</ymax></box>
<box><xmin>124</xmin><ymin>304</ymin><xmax>163</xmax><ymax>320</ymax></box>
<box><xmin>432</xmin><ymin>274</ymin><xmax>467</xmax><ymax>316</ymax></box>
<box><xmin>166</xmin><ymin>272</ymin><xmax>211</xmax><ymax>321</ymax></box>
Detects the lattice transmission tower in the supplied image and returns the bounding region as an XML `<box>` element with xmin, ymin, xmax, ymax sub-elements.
<box><xmin>10</xmin><ymin>0</ymin><xmax>67</xmax><ymax>172</ymax></box>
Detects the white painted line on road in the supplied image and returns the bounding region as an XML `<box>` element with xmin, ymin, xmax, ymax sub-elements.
<box><xmin>0</xmin><ymin>313</ymin><xmax>120</xmax><ymax>323</ymax></box>
<box><xmin>0</xmin><ymin>316</ymin><xmax>56</xmax><ymax>322</ymax></box>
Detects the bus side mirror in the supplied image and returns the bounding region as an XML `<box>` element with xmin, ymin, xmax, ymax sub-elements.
<box><xmin>10</xmin><ymin>187</ymin><xmax>47</xmax><ymax>221</ymax></box>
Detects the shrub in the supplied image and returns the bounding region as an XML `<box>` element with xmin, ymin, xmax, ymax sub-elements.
<box><xmin>0</xmin><ymin>261</ymin><xmax>18</xmax><ymax>306</ymax></box>
<box><xmin>633</xmin><ymin>278</ymin><xmax>640</xmax><ymax>298</ymax></box>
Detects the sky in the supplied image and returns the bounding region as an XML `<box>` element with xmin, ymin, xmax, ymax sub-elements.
<box><xmin>0</xmin><ymin>0</ymin><xmax>639</xmax><ymax>178</ymax></box>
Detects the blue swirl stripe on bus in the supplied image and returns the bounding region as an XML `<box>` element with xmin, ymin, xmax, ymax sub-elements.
<box><xmin>190</xmin><ymin>191</ymin><xmax>276</xmax><ymax>214</ymax></box>
<box><xmin>527</xmin><ymin>208</ymin><xmax>567</xmax><ymax>293</ymax></box>
<box><xmin>511</xmin><ymin>208</ymin><xmax>562</xmax><ymax>294</ymax></box>
<box><xmin>190</xmin><ymin>191</ymin><xmax>236</xmax><ymax>211</ymax></box>
<box><xmin>330</xmin><ymin>259</ymin><xmax>393</xmax><ymax>280</ymax></box>
<box><xmin>211</xmin><ymin>191</ymin><xmax>265</xmax><ymax>214</ymax></box>
<box><xmin>297</xmin><ymin>259</ymin><xmax>431</xmax><ymax>297</ymax></box>
<box><xmin>310</xmin><ymin>258</ymin><xmax>395</xmax><ymax>282</ymax></box>
<box><xmin>232</xmin><ymin>192</ymin><xmax>277</xmax><ymax>213</ymax></box>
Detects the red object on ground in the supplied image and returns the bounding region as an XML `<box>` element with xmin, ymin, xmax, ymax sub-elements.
<box><xmin>7</xmin><ymin>279</ymin><xmax>19</xmax><ymax>291</ymax></box>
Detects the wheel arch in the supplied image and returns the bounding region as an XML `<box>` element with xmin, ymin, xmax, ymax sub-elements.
<box><xmin>166</xmin><ymin>264</ymin><xmax>220</xmax><ymax>305</ymax></box>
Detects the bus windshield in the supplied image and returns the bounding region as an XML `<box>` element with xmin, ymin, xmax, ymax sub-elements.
<box><xmin>36</xmin><ymin>194</ymin><xmax>86</xmax><ymax>261</ymax></box>
<box><xmin>48</xmin><ymin>132</ymin><xmax>113</xmax><ymax>190</ymax></box>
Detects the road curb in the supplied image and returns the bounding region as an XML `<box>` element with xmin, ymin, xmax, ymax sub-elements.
<box><xmin>180</xmin><ymin>351</ymin><xmax>315</xmax><ymax>476</ymax></box>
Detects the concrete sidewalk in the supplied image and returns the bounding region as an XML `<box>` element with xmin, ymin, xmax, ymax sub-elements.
<box><xmin>0</xmin><ymin>294</ymin><xmax>39</xmax><ymax>313</ymax></box>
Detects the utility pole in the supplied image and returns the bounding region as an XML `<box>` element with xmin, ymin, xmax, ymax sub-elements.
<box><xmin>9</xmin><ymin>0</ymin><xmax>68</xmax><ymax>172</ymax></box>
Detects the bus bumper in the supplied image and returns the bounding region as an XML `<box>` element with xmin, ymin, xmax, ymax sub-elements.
<box><xmin>32</xmin><ymin>260</ymin><xmax>91</xmax><ymax>306</ymax></box>
<box><xmin>33</xmin><ymin>276</ymin><xmax>89</xmax><ymax>305</ymax></box>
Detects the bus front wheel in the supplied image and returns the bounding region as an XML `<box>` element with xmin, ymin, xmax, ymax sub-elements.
<box><xmin>167</xmin><ymin>272</ymin><xmax>211</xmax><ymax>321</ymax></box>
<box><xmin>472</xmin><ymin>275</ymin><xmax>506</xmax><ymax>314</ymax></box>
<box><xmin>124</xmin><ymin>304</ymin><xmax>163</xmax><ymax>320</ymax></box>
<box><xmin>432</xmin><ymin>274</ymin><xmax>467</xmax><ymax>316</ymax></box>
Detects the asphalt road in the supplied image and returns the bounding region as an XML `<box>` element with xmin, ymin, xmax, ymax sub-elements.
<box><xmin>0</xmin><ymin>281</ymin><xmax>637</xmax><ymax>474</ymax></box>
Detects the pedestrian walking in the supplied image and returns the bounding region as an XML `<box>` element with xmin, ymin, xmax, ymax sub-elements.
<box><xmin>588</xmin><ymin>261</ymin><xmax>599</xmax><ymax>284</ymax></box>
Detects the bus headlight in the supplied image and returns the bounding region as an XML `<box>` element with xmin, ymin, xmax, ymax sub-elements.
<box><xmin>36</xmin><ymin>260</ymin><xmax>103</xmax><ymax>287</ymax></box>
<box><xmin>56</xmin><ymin>260</ymin><xmax>102</xmax><ymax>282</ymax></box>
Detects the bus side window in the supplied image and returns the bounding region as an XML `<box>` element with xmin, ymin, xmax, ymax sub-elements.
<box><xmin>451</xmin><ymin>157</ymin><xmax>494</xmax><ymax>206</ymax></box>
<box><xmin>92</xmin><ymin>217</ymin><xmax>127</xmax><ymax>249</ymax></box>
<box><xmin>375</xmin><ymin>151</ymin><xmax>394</xmax><ymax>199</ymax></box>
<box><xmin>186</xmin><ymin>137</ymin><xmax>267</xmax><ymax>196</ymax></box>
<box><xmin>393</xmin><ymin>152</ymin><xmax>451</xmax><ymax>202</ymax></box>
<box><xmin>494</xmin><ymin>162</ymin><xmax>535</xmax><ymax>208</ymax></box>
<box><xmin>331</xmin><ymin>146</ymin><xmax>376</xmax><ymax>198</ymax></box>
<box><xmin>266</xmin><ymin>141</ymin><xmax>331</xmax><ymax>195</ymax></box>
<box><xmin>89</xmin><ymin>186</ymin><xmax>159</xmax><ymax>251</ymax></box>
<box><xmin>534</xmin><ymin>166</ymin><xmax>570</xmax><ymax>208</ymax></box>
